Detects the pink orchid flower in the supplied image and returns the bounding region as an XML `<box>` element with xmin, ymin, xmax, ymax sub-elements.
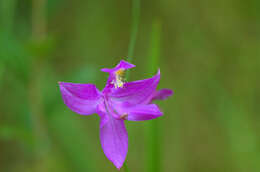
<box><xmin>59</xmin><ymin>60</ymin><xmax>173</xmax><ymax>169</ymax></box>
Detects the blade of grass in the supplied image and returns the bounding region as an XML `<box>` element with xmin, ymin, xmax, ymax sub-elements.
<box><xmin>124</xmin><ymin>0</ymin><xmax>140</xmax><ymax>171</ymax></box>
<box><xmin>126</xmin><ymin>0</ymin><xmax>140</xmax><ymax>80</ymax></box>
<box><xmin>29</xmin><ymin>0</ymin><xmax>50</xmax><ymax>169</ymax></box>
<box><xmin>145</xmin><ymin>20</ymin><xmax>162</xmax><ymax>172</ymax></box>
<box><xmin>147</xmin><ymin>20</ymin><xmax>161</xmax><ymax>73</ymax></box>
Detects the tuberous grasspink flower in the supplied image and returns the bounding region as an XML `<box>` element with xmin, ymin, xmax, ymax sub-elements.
<box><xmin>58</xmin><ymin>60</ymin><xmax>173</xmax><ymax>169</ymax></box>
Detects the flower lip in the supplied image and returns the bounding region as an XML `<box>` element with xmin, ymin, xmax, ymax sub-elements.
<box><xmin>101</xmin><ymin>60</ymin><xmax>135</xmax><ymax>73</ymax></box>
<box><xmin>102</xmin><ymin>60</ymin><xmax>135</xmax><ymax>89</ymax></box>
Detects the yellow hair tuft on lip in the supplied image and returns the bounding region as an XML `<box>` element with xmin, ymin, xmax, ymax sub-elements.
<box><xmin>115</xmin><ymin>69</ymin><xmax>125</xmax><ymax>76</ymax></box>
<box><xmin>112</xmin><ymin>68</ymin><xmax>126</xmax><ymax>88</ymax></box>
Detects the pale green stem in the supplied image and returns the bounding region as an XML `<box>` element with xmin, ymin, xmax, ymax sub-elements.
<box><xmin>145</xmin><ymin>20</ymin><xmax>162</xmax><ymax>172</ymax></box>
<box><xmin>126</xmin><ymin>0</ymin><xmax>140</xmax><ymax>80</ymax></box>
<box><xmin>123</xmin><ymin>0</ymin><xmax>140</xmax><ymax>171</ymax></box>
<box><xmin>29</xmin><ymin>1</ymin><xmax>50</xmax><ymax>170</ymax></box>
<box><xmin>123</xmin><ymin>163</ymin><xmax>129</xmax><ymax>172</ymax></box>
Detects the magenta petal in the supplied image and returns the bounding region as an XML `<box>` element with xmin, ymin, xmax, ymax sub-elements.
<box><xmin>115</xmin><ymin>60</ymin><xmax>135</xmax><ymax>69</ymax></box>
<box><xmin>109</xmin><ymin>70</ymin><xmax>160</xmax><ymax>105</ymax></box>
<box><xmin>99</xmin><ymin>115</ymin><xmax>128</xmax><ymax>169</ymax></box>
<box><xmin>117</xmin><ymin>104</ymin><xmax>163</xmax><ymax>121</ymax></box>
<box><xmin>58</xmin><ymin>82</ymin><xmax>101</xmax><ymax>115</ymax></box>
<box><xmin>152</xmin><ymin>89</ymin><xmax>173</xmax><ymax>101</ymax></box>
<box><xmin>101</xmin><ymin>60</ymin><xmax>135</xmax><ymax>73</ymax></box>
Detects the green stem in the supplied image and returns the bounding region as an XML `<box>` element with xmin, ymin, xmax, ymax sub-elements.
<box><xmin>145</xmin><ymin>20</ymin><xmax>162</xmax><ymax>172</ymax></box>
<box><xmin>124</xmin><ymin>1</ymin><xmax>140</xmax><ymax>171</ymax></box>
<box><xmin>123</xmin><ymin>162</ymin><xmax>129</xmax><ymax>172</ymax></box>
<box><xmin>126</xmin><ymin>0</ymin><xmax>140</xmax><ymax>79</ymax></box>
<box><xmin>29</xmin><ymin>1</ymin><xmax>50</xmax><ymax>170</ymax></box>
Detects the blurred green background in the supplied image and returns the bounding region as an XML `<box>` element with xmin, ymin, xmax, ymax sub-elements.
<box><xmin>0</xmin><ymin>0</ymin><xmax>260</xmax><ymax>171</ymax></box>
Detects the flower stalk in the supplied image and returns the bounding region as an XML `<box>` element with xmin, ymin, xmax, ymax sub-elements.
<box><xmin>29</xmin><ymin>0</ymin><xmax>50</xmax><ymax>165</ymax></box>
<box><xmin>126</xmin><ymin>0</ymin><xmax>140</xmax><ymax>80</ymax></box>
<box><xmin>123</xmin><ymin>163</ymin><xmax>129</xmax><ymax>172</ymax></box>
<box><xmin>145</xmin><ymin>20</ymin><xmax>163</xmax><ymax>172</ymax></box>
